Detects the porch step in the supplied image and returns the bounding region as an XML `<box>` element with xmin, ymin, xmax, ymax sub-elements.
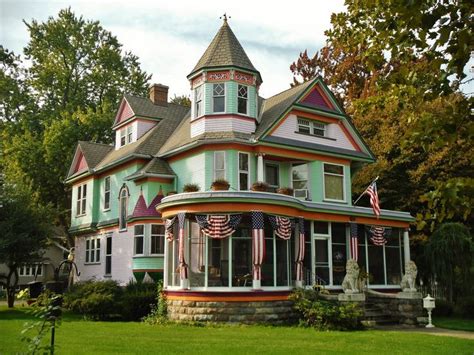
<box><xmin>363</xmin><ymin>303</ymin><xmax>398</xmax><ymax>326</ymax></box>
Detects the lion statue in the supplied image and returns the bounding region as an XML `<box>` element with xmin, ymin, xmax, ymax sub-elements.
<box><xmin>342</xmin><ymin>259</ymin><xmax>360</xmax><ymax>294</ymax></box>
<box><xmin>400</xmin><ymin>260</ymin><xmax>417</xmax><ymax>292</ymax></box>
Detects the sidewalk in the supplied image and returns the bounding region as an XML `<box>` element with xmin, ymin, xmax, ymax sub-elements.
<box><xmin>376</xmin><ymin>325</ymin><xmax>474</xmax><ymax>340</ymax></box>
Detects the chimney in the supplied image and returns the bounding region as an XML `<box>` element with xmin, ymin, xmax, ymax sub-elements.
<box><xmin>149</xmin><ymin>83</ymin><xmax>169</xmax><ymax>106</ymax></box>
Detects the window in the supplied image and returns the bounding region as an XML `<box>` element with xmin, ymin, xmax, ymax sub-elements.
<box><xmin>323</xmin><ymin>163</ymin><xmax>345</xmax><ymax>201</ymax></box>
<box><xmin>297</xmin><ymin>117</ymin><xmax>327</xmax><ymax>137</ymax></box>
<box><xmin>331</xmin><ymin>223</ymin><xmax>347</xmax><ymax>285</ymax></box>
<box><xmin>292</xmin><ymin>163</ymin><xmax>309</xmax><ymax>199</ymax></box>
<box><xmin>237</xmin><ymin>85</ymin><xmax>248</xmax><ymax>114</ymax></box>
<box><xmin>19</xmin><ymin>264</ymin><xmax>43</xmax><ymax>277</ymax></box>
<box><xmin>105</xmin><ymin>235</ymin><xmax>112</xmax><ymax>275</ymax></box>
<box><xmin>214</xmin><ymin>151</ymin><xmax>226</xmax><ymax>180</ymax></box>
<box><xmin>194</xmin><ymin>85</ymin><xmax>203</xmax><ymax>118</ymax></box>
<box><xmin>76</xmin><ymin>183</ymin><xmax>87</xmax><ymax>216</ymax></box>
<box><xmin>119</xmin><ymin>185</ymin><xmax>129</xmax><ymax>230</ymax></box>
<box><xmin>134</xmin><ymin>225</ymin><xmax>144</xmax><ymax>255</ymax></box>
<box><xmin>85</xmin><ymin>236</ymin><xmax>101</xmax><ymax>263</ymax></box>
<box><xmin>265</xmin><ymin>163</ymin><xmax>279</xmax><ymax>192</ymax></box>
<box><xmin>212</xmin><ymin>83</ymin><xmax>225</xmax><ymax>113</ymax></box>
<box><xmin>103</xmin><ymin>176</ymin><xmax>111</xmax><ymax>210</ymax></box>
<box><xmin>238</xmin><ymin>152</ymin><xmax>249</xmax><ymax>190</ymax></box>
<box><xmin>120</xmin><ymin>129</ymin><xmax>126</xmax><ymax>146</ymax></box>
<box><xmin>126</xmin><ymin>125</ymin><xmax>133</xmax><ymax>144</ymax></box>
<box><xmin>150</xmin><ymin>224</ymin><xmax>165</xmax><ymax>255</ymax></box>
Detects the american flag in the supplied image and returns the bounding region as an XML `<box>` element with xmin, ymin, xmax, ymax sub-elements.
<box><xmin>177</xmin><ymin>213</ymin><xmax>188</xmax><ymax>280</ymax></box>
<box><xmin>365</xmin><ymin>181</ymin><xmax>380</xmax><ymax>218</ymax></box>
<box><xmin>195</xmin><ymin>214</ymin><xmax>242</xmax><ymax>239</ymax></box>
<box><xmin>295</xmin><ymin>218</ymin><xmax>305</xmax><ymax>282</ymax></box>
<box><xmin>349</xmin><ymin>222</ymin><xmax>359</xmax><ymax>261</ymax></box>
<box><xmin>165</xmin><ymin>216</ymin><xmax>176</xmax><ymax>241</ymax></box>
<box><xmin>268</xmin><ymin>215</ymin><xmax>293</xmax><ymax>240</ymax></box>
<box><xmin>251</xmin><ymin>211</ymin><xmax>265</xmax><ymax>282</ymax></box>
<box><xmin>368</xmin><ymin>226</ymin><xmax>392</xmax><ymax>246</ymax></box>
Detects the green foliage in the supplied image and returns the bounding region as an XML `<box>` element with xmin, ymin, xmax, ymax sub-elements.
<box><xmin>21</xmin><ymin>293</ymin><xmax>62</xmax><ymax>354</ymax></box>
<box><xmin>121</xmin><ymin>281</ymin><xmax>157</xmax><ymax>321</ymax></box>
<box><xmin>183</xmin><ymin>183</ymin><xmax>200</xmax><ymax>192</ymax></box>
<box><xmin>143</xmin><ymin>281</ymin><xmax>168</xmax><ymax>325</ymax></box>
<box><xmin>433</xmin><ymin>299</ymin><xmax>454</xmax><ymax>317</ymax></box>
<box><xmin>424</xmin><ymin>223</ymin><xmax>473</xmax><ymax>302</ymax></box>
<box><xmin>456</xmin><ymin>296</ymin><xmax>474</xmax><ymax>319</ymax></box>
<box><xmin>63</xmin><ymin>280</ymin><xmax>122</xmax><ymax>320</ymax></box>
<box><xmin>170</xmin><ymin>94</ymin><xmax>191</xmax><ymax>107</ymax></box>
<box><xmin>290</xmin><ymin>289</ymin><xmax>363</xmax><ymax>330</ymax></box>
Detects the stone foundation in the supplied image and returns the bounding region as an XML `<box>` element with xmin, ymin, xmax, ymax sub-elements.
<box><xmin>367</xmin><ymin>292</ymin><xmax>423</xmax><ymax>325</ymax></box>
<box><xmin>167</xmin><ymin>299</ymin><xmax>297</xmax><ymax>324</ymax></box>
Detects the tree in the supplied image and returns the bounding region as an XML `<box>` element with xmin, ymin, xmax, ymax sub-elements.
<box><xmin>424</xmin><ymin>223</ymin><xmax>473</xmax><ymax>302</ymax></box>
<box><xmin>170</xmin><ymin>94</ymin><xmax>191</xmax><ymax>107</ymax></box>
<box><xmin>1</xmin><ymin>8</ymin><xmax>151</xmax><ymax>245</ymax></box>
<box><xmin>0</xmin><ymin>184</ymin><xmax>53</xmax><ymax>307</ymax></box>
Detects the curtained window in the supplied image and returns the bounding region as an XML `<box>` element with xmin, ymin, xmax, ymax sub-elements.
<box><xmin>323</xmin><ymin>163</ymin><xmax>345</xmax><ymax>201</ymax></box>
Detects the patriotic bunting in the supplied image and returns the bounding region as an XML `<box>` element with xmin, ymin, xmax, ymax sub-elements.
<box><xmin>349</xmin><ymin>222</ymin><xmax>359</xmax><ymax>261</ymax></box>
<box><xmin>251</xmin><ymin>211</ymin><xmax>265</xmax><ymax>282</ymax></box>
<box><xmin>165</xmin><ymin>216</ymin><xmax>176</xmax><ymax>241</ymax></box>
<box><xmin>177</xmin><ymin>213</ymin><xmax>188</xmax><ymax>280</ymax></box>
<box><xmin>295</xmin><ymin>218</ymin><xmax>305</xmax><ymax>283</ymax></box>
<box><xmin>268</xmin><ymin>215</ymin><xmax>293</xmax><ymax>240</ymax></box>
<box><xmin>195</xmin><ymin>214</ymin><xmax>242</xmax><ymax>239</ymax></box>
<box><xmin>367</xmin><ymin>225</ymin><xmax>392</xmax><ymax>246</ymax></box>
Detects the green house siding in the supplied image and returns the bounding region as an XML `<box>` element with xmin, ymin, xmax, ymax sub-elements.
<box><xmin>170</xmin><ymin>152</ymin><xmax>206</xmax><ymax>192</ymax></box>
<box><xmin>132</xmin><ymin>256</ymin><xmax>164</xmax><ymax>270</ymax></box>
<box><xmin>226</xmin><ymin>82</ymin><xmax>237</xmax><ymax>113</ymax></box>
<box><xmin>310</xmin><ymin>161</ymin><xmax>323</xmax><ymax>202</ymax></box>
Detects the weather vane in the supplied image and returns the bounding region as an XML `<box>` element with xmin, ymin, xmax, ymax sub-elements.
<box><xmin>220</xmin><ymin>13</ymin><xmax>231</xmax><ymax>23</ymax></box>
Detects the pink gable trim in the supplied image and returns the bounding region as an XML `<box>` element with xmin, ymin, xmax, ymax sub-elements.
<box><xmin>113</xmin><ymin>99</ymin><xmax>135</xmax><ymax>127</ymax></box>
<box><xmin>301</xmin><ymin>87</ymin><xmax>331</xmax><ymax>109</ymax></box>
<box><xmin>74</xmin><ymin>151</ymin><xmax>88</xmax><ymax>173</ymax></box>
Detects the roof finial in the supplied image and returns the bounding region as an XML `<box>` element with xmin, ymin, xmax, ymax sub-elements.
<box><xmin>220</xmin><ymin>13</ymin><xmax>230</xmax><ymax>24</ymax></box>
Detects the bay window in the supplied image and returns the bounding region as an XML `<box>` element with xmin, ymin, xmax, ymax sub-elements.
<box><xmin>212</xmin><ymin>83</ymin><xmax>225</xmax><ymax>113</ymax></box>
<box><xmin>194</xmin><ymin>85</ymin><xmax>203</xmax><ymax>118</ymax></box>
<box><xmin>150</xmin><ymin>224</ymin><xmax>165</xmax><ymax>255</ymax></box>
<box><xmin>237</xmin><ymin>85</ymin><xmax>248</xmax><ymax>114</ymax></box>
<box><xmin>323</xmin><ymin>163</ymin><xmax>345</xmax><ymax>201</ymax></box>
<box><xmin>214</xmin><ymin>151</ymin><xmax>226</xmax><ymax>180</ymax></box>
<box><xmin>134</xmin><ymin>225</ymin><xmax>144</xmax><ymax>255</ymax></box>
<box><xmin>238</xmin><ymin>152</ymin><xmax>249</xmax><ymax>190</ymax></box>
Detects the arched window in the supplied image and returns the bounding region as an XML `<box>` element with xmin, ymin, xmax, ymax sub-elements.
<box><xmin>119</xmin><ymin>185</ymin><xmax>129</xmax><ymax>230</ymax></box>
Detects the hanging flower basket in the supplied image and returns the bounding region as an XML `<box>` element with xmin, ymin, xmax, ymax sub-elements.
<box><xmin>277</xmin><ymin>187</ymin><xmax>293</xmax><ymax>196</ymax></box>
<box><xmin>211</xmin><ymin>179</ymin><xmax>230</xmax><ymax>191</ymax></box>
<box><xmin>251</xmin><ymin>181</ymin><xmax>269</xmax><ymax>192</ymax></box>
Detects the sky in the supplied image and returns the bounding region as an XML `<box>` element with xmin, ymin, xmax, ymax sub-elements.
<box><xmin>0</xmin><ymin>0</ymin><xmax>346</xmax><ymax>98</ymax></box>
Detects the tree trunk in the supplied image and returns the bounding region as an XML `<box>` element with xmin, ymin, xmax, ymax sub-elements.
<box><xmin>7</xmin><ymin>287</ymin><xmax>15</xmax><ymax>308</ymax></box>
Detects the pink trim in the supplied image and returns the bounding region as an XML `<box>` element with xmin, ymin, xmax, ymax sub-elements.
<box><xmin>207</xmin><ymin>71</ymin><xmax>230</xmax><ymax>82</ymax></box>
<box><xmin>113</xmin><ymin>99</ymin><xmax>135</xmax><ymax>126</ymax></box>
<box><xmin>73</xmin><ymin>151</ymin><xmax>88</xmax><ymax>173</ymax></box>
<box><xmin>234</xmin><ymin>71</ymin><xmax>254</xmax><ymax>85</ymax></box>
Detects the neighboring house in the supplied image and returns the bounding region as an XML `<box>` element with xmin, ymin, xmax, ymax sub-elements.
<box><xmin>65</xmin><ymin>19</ymin><xmax>414</xmax><ymax>315</ymax></box>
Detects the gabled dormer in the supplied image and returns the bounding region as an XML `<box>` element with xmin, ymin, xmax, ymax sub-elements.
<box><xmin>113</xmin><ymin>84</ymin><xmax>169</xmax><ymax>149</ymax></box>
<box><xmin>187</xmin><ymin>18</ymin><xmax>262</xmax><ymax>138</ymax></box>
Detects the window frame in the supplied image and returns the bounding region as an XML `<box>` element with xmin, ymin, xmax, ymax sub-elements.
<box><xmin>296</xmin><ymin>117</ymin><xmax>328</xmax><ymax>138</ymax></box>
<box><xmin>134</xmin><ymin>224</ymin><xmax>145</xmax><ymax>256</ymax></box>
<box><xmin>213</xmin><ymin>151</ymin><xmax>226</xmax><ymax>181</ymax></box>
<box><xmin>237</xmin><ymin>84</ymin><xmax>248</xmax><ymax>115</ymax></box>
<box><xmin>194</xmin><ymin>85</ymin><xmax>203</xmax><ymax>118</ymax></box>
<box><xmin>126</xmin><ymin>125</ymin><xmax>133</xmax><ymax>144</ymax></box>
<box><xmin>297</xmin><ymin>118</ymin><xmax>311</xmax><ymax>134</ymax></box>
<box><xmin>238</xmin><ymin>152</ymin><xmax>250</xmax><ymax>191</ymax></box>
<box><xmin>150</xmin><ymin>224</ymin><xmax>165</xmax><ymax>256</ymax></box>
<box><xmin>103</xmin><ymin>176</ymin><xmax>111</xmax><ymax>211</ymax></box>
<box><xmin>105</xmin><ymin>234</ymin><xmax>112</xmax><ymax>276</ymax></box>
<box><xmin>119</xmin><ymin>185</ymin><xmax>129</xmax><ymax>231</ymax></box>
<box><xmin>76</xmin><ymin>183</ymin><xmax>87</xmax><ymax>217</ymax></box>
<box><xmin>19</xmin><ymin>264</ymin><xmax>43</xmax><ymax>277</ymax></box>
<box><xmin>291</xmin><ymin>163</ymin><xmax>309</xmax><ymax>200</ymax></box>
<box><xmin>120</xmin><ymin>128</ymin><xmax>126</xmax><ymax>147</ymax></box>
<box><xmin>264</xmin><ymin>162</ymin><xmax>280</xmax><ymax>192</ymax></box>
<box><xmin>85</xmin><ymin>236</ymin><xmax>101</xmax><ymax>264</ymax></box>
<box><xmin>212</xmin><ymin>83</ymin><xmax>226</xmax><ymax>113</ymax></box>
<box><xmin>322</xmin><ymin>162</ymin><xmax>346</xmax><ymax>203</ymax></box>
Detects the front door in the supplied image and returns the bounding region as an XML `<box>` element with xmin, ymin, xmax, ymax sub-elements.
<box><xmin>314</xmin><ymin>238</ymin><xmax>331</xmax><ymax>286</ymax></box>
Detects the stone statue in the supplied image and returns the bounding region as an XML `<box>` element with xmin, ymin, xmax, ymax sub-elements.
<box><xmin>400</xmin><ymin>260</ymin><xmax>418</xmax><ymax>292</ymax></box>
<box><xmin>342</xmin><ymin>259</ymin><xmax>360</xmax><ymax>294</ymax></box>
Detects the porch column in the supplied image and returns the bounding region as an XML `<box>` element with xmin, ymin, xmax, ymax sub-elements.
<box><xmin>403</xmin><ymin>229</ymin><xmax>410</xmax><ymax>263</ymax></box>
<box><xmin>257</xmin><ymin>153</ymin><xmax>264</xmax><ymax>181</ymax></box>
<box><xmin>163</xmin><ymin>233</ymin><xmax>169</xmax><ymax>288</ymax></box>
<box><xmin>178</xmin><ymin>213</ymin><xmax>189</xmax><ymax>289</ymax></box>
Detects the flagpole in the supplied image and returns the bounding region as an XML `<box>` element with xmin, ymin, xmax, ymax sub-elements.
<box><xmin>353</xmin><ymin>176</ymin><xmax>379</xmax><ymax>205</ymax></box>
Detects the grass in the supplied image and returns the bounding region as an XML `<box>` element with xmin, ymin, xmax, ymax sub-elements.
<box><xmin>1</xmin><ymin>306</ymin><xmax>473</xmax><ymax>354</ymax></box>
<box><xmin>434</xmin><ymin>317</ymin><xmax>474</xmax><ymax>332</ymax></box>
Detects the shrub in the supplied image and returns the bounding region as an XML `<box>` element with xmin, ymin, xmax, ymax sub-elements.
<box><xmin>121</xmin><ymin>281</ymin><xmax>157</xmax><ymax>321</ymax></box>
<box><xmin>143</xmin><ymin>281</ymin><xmax>168</xmax><ymax>324</ymax></box>
<box><xmin>455</xmin><ymin>296</ymin><xmax>474</xmax><ymax>318</ymax></box>
<box><xmin>183</xmin><ymin>183</ymin><xmax>200</xmax><ymax>192</ymax></box>
<box><xmin>63</xmin><ymin>280</ymin><xmax>122</xmax><ymax>320</ymax></box>
<box><xmin>290</xmin><ymin>289</ymin><xmax>363</xmax><ymax>330</ymax></box>
<box><xmin>433</xmin><ymin>299</ymin><xmax>454</xmax><ymax>317</ymax></box>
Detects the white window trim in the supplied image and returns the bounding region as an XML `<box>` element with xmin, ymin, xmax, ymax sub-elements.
<box><xmin>134</xmin><ymin>224</ymin><xmax>145</xmax><ymax>256</ymax></box>
<box><xmin>19</xmin><ymin>264</ymin><xmax>43</xmax><ymax>277</ymax></box>
<box><xmin>194</xmin><ymin>85</ymin><xmax>204</xmax><ymax>119</ymax></box>
<box><xmin>150</xmin><ymin>224</ymin><xmax>165</xmax><ymax>256</ymax></box>
<box><xmin>118</xmin><ymin>185</ymin><xmax>129</xmax><ymax>232</ymax></box>
<box><xmin>297</xmin><ymin>117</ymin><xmax>328</xmax><ymax>138</ymax></box>
<box><xmin>104</xmin><ymin>234</ymin><xmax>112</xmax><ymax>276</ymax></box>
<box><xmin>264</xmin><ymin>162</ymin><xmax>280</xmax><ymax>191</ymax></box>
<box><xmin>213</xmin><ymin>151</ymin><xmax>226</xmax><ymax>181</ymax></box>
<box><xmin>322</xmin><ymin>162</ymin><xmax>346</xmax><ymax>203</ymax></box>
<box><xmin>126</xmin><ymin>125</ymin><xmax>133</xmax><ymax>144</ymax></box>
<box><xmin>237</xmin><ymin>84</ymin><xmax>249</xmax><ymax>116</ymax></box>
<box><xmin>103</xmin><ymin>176</ymin><xmax>111</xmax><ymax>211</ymax></box>
<box><xmin>212</xmin><ymin>83</ymin><xmax>226</xmax><ymax>113</ymax></box>
<box><xmin>85</xmin><ymin>236</ymin><xmax>101</xmax><ymax>265</ymax></box>
<box><xmin>120</xmin><ymin>128</ymin><xmax>126</xmax><ymax>147</ymax></box>
<box><xmin>238</xmin><ymin>152</ymin><xmax>250</xmax><ymax>191</ymax></box>
<box><xmin>76</xmin><ymin>183</ymin><xmax>87</xmax><ymax>217</ymax></box>
<box><xmin>290</xmin><ymin>162</ymin><xmax>309</xmax><ymax>200</ymax></box>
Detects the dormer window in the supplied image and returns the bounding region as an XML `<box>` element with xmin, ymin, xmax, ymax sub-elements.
<box><xmin>195</xmin><ymin>85</ymin><xmax>203</xmax><ymax>118</ymax></box>
<box><xmin>120</xmin><ymin>129</ymin><xmax>126</xmax><ymax>146</ymax></box>
<box><xmin>297</xmin><ymin>117</ymin><xmax>327</xmax><ymax>138</ymax></box>
<box><xmin>213</xmin><ymin>83</ymin><xmax>225</xmax><ymax>113</ymax></box>
<box><xmin>127</xmin><ymin>125</ymin><xmax>133</xmax><ymax>143</ymax></box>
<box><xmin>238</xmin><ymin>85</ymin><xmax>248</xmax><ymax>114</ymax></box>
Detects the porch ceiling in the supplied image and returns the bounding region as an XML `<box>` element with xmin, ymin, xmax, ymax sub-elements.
<box><xmin>156</xmin><ymin>191</ymin><xmax>414</xmax><ymax>228</ymax></box>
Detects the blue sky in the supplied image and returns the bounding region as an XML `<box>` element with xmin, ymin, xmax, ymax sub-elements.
<box><xmin>0</xmin><ymin>0</ymin><xmax>346</xmax><ymax>98</ymax></box>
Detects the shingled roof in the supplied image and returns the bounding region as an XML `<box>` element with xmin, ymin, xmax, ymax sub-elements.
<box><xmin>67</xmin><ymin>141</ymin><xmax>114</xmax><ymax>179</ymax></box>
<box><xmin>125</xmin><ymin>157</ymin><xmax>175</xmax><ymax>181</ymax></box>
<box><xmin>188</xmin><ymin>20</ymin><xmax>260</xmax><ymax>80</ymax></box>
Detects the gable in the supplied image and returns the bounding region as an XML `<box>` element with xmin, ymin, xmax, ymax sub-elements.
<box><xmin>69</xmin><ymin>148</ymin><xmax>89</xmax><ymax>177</ymax></box>
<box><xmin>300</xmin><ymin>85</ymin><xmax>334</xmax><ymax>110</ymax></box>
<box><xmin>113</xmin><ymin>99</ymin><xmax>135</xmax><ymax>128</ymax></box>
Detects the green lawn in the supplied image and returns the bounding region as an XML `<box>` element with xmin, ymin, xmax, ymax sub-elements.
<box><xmin>1</xmin><ymin>306</ymin><xmax>473</xmax><ymax>354</ymax></box>
<box><xmin>434</xmin><ymin>317</ymin><xmax>474</xmax><ymax>332</ymax></box>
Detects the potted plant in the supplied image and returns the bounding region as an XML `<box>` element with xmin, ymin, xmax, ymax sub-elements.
<box><xmin>277</xmin><ymin>187</ymin><xmax>294</xmax><ymax>196</ymax></box>
<box><xmin>251</xmin><ymin>181</ymin><xmax>269</xmax><ymax>192</ymax></box>
<box><xmin>211</xmin><ymin>179</ymin><xmax>230</xmax><ymax>191</ymax></box>
<box><xmin>167</xmin><ymin>191</ymin><xmax>177</xmax><ymax>196</ymax></box>
<box><xmin>183</xmin><ymin>183</ymin><xmax>200</xmax><ymax>193</ymax></box>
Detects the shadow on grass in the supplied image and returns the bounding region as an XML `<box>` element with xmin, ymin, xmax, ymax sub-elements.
<box><xmin>0</xmin><ymin>305</ymin><xmax>83</xmax><ymax>322</ymax></box>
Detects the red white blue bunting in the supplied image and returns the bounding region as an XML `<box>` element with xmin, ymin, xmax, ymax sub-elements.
<box><xmin>367</xmin><ymin>225</ymin><xmax>392</xmax><ymax>246</ymax></box>
<box><xmin>177</xmin><ymin>213</ymin><xmax>188</xmax><ymax>280</ymax></box>
<box><xmin>165</xmin><ymin>216</ymin><xmax>176</xmax><ymax>241</ymax></box>
<box><xmin>268</xmin><ymin>215</ymin><xmax>294</xmax><ymax>240</ymax></box>
<box><xmin>195</xmin><ymin>214</ymin><xmax>242</xmax><ymax>239</ymax></box>
<box><xmin>349</xmin><ymin>222</ymin><xmax>359</xmax><ymax>260</ymax></box>
<box><xmin>295</xmin><ymin>218</ymin><xmax>305</xmax><ymax>282</ymax></box>
<box><xmin>251</xmin><ymin>211</ymin><xmax>265</xmax><ymax>282</ymax></box>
